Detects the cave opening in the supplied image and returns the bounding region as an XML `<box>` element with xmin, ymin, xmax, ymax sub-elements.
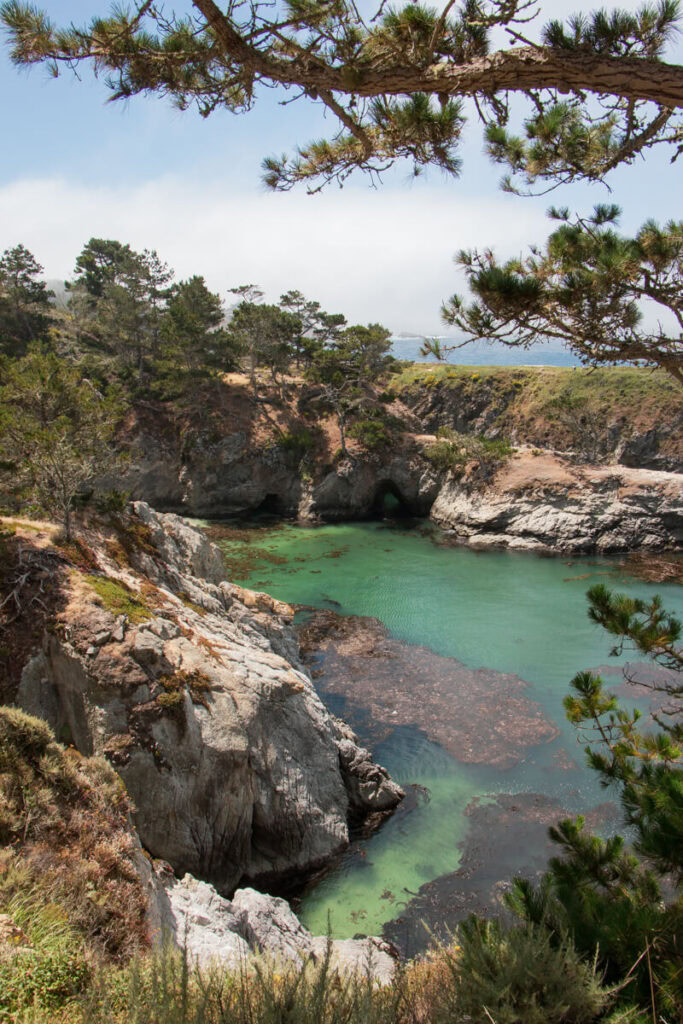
<box><xmin>372</xmin><ymin>480</ymin><xmax>412</xmax><ymax>519</ymax></box>
<box><xmin>255</xmin><ymin>492</ymin><xmax>285</xmax><ymax>516</ymax></box>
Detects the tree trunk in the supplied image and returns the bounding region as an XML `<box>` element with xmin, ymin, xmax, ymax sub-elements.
<box><xmin>338</xmin><ymin>409</ymin><xmax>347</xmax><ymax>459</ymax></box>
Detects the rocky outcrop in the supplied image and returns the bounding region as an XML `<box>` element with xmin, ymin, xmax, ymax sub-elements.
<box><xmin>430</xmin><ymin>454</ymin><xmax>683</xmax><ymax>553</ymax></box>
<box><xmin>301</xmin><ymin>450</ymin><xmax>439</xmax><ymax>521</ymax></box>
<box><xmin>17</xmin><ymin>505</ymin><xmax>403</xmax><ymax>895</ymax></box>
<box><xmin>104</xmin><ymin>375</ymin><xmax>681</xmax><ymax>554</ymax></box>
<box><xmin>114</xmin><ymin>424</ymin><xmax>438</xmax><ymax>522</ymax></box>
<box><xmin>155</xmin><ymin>871</ymin><xmax>397</xmax><ymax>982</ymax></box>
<box><xmin>398</xmin><ymin>371</ymin><xmax>683</xmax><ymax>473</ymax></box>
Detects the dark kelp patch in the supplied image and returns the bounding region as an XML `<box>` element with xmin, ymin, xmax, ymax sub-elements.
<box><xmin>382</xmin><ymin>793</ymin><xmax>620</xmax><ymax>958</ymax></box>
<box><xmin>297</xmin><ymin>610</ymin><xmax>559</xmax><ymax>769</ymax></box>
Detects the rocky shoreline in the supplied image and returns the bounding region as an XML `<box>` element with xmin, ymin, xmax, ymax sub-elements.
<box><xmin>9</xmin><ymin>505</ymin><xmax>403</xmax><ymax>975</ymax></box>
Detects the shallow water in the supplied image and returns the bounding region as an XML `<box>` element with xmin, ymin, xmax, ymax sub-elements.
<box><xmin>210</xmin><ymin>519</ymin><xmax>682</xmax><ymax>948</ymax></box>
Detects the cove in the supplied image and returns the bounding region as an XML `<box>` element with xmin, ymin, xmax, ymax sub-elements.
<box><xmin>208</xmin><ymin>519</ymin><xmax>683</xmax><ymax>955</ymax></box>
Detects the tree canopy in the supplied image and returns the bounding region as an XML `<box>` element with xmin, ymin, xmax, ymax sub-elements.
<box><xmin>433</xmin><ymin>205</ymin><xmax>683</xmax><ymax>383</ymax></box>
<box><xmin>0</xmin><ymin>346</ymin><xmax>123</xmax><ymax>539</ymax></box>
<box><xmin>2</xmin><ymin>0</ymin><xmax>682</xmax><ymax>192</ymax></box>
<box><xmin>0</xmin><ymin>245</ymin><xmax>54</xmax><ymax>358</ymax></box>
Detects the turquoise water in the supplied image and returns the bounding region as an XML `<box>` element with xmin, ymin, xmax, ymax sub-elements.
<box><xmin>215</xmin><ymin>521</ymin><xmax>682</xmax><ymax>942</ymax></box>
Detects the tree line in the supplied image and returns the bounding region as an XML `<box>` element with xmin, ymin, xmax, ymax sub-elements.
<box><xmin>0</xmin><ymin>238</ymin><xmax>398</xmax><ymax>536</ymax></box>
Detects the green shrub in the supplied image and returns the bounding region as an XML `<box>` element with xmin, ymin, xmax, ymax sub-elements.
<box><xmin>275</xmin><ymin>428</ymin><xmax>318</xmax><ymax>458</ymax></box>
<box><xmin>0</xmin><ymin>945</ymin><xmax>91</xmax><ymax>1017</ymax></box>
<box><xmin>433</xmin><ymin>917</ymin><xmax>613</xmax><ymax>1024</ymax></box>
<box><xmin>426</xmin><ymin>431</ymin><xmax>514</xmax><ymax>472</ymax></box>
<box><xmin>348</xmin><ymin>411</ymin><xmax>404</xmax><ymax>451</ymax></box>
<box><xmin>348</xmin><ymin>418</ymin><xmax>393</xmax><ymax>450</ymax></box>
<box><xmin>94</xmin><ymin>490</ymin><xmax>130</xmax><ymax>516</ymax></box>
<box><xmin>425</xmin><ymin>438</ymin><xmax>469</xmax><ymax>471</ymax></box>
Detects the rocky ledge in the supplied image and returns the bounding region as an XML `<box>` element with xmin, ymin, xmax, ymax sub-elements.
<box><xmin>17</xmin><ymin>503</ymin><xmax>403</xmax><ymax>896</ymax></box>
<box><xmin>143</xmin><ymin>868</ymin><xmax>396</xmax><ymax>982</ymax></box>
<box><xmin>430</xmin><ymin>452</ymin><xmax>683</xmax><ymax>553</ymax></box>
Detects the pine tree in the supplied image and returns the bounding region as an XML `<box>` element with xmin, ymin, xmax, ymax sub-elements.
<box><xmin>0</xmin><ymin>347</ymin><xmax>124</xmax><ymax>540</ymax></box>
<box><xmin>434</xmin><ymin>206</ymin><xmax>683</xmax><ymax>384</ymax></box>
<box><xmin>306</xmin><ymin>324</ymin><xmax>393</xmax><ymax>457</ymax></box>
<box><xmin>507</xmin><ymin>584</ymin><xmax>682</xmax><ymax>1017</ymax></box>
<box><xmin>0</xmin><ymin>245</ymin><xmax>53</xmax><ymax>357</ymax></box>
<box><xmin>159</xmin><ymin>275</ymin><xmax>239</xmax><ymax>384</ymax></box>
<box><xmin>2</xmin><ymin>1</ymin><xmax>681</xmax><ymax>192</ymax></box>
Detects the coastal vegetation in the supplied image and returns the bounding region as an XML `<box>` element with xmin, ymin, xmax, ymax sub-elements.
<box><xmin>0</xmin><ymin>543</ymin><xmax>679</xmax><ymax>1020</ymax></box>
<box><xmin>0</xmin><ymin>2</ymin><xmax>681</xmax><ymax>1019</ymax></box>
<box><xmin>427</xmin><ymin>206</ymin><xmax>683</xmax><ymax>384</ymax></box>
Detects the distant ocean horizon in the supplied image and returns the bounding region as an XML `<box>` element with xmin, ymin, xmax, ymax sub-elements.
<box><xmin>390</xmin><ymin>336</ymin><xmax>579</xmax><ymax>368</ymax></box>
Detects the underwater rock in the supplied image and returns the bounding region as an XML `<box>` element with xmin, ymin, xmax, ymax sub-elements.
<box><xmin>298</xmin><ymin>611</ymin><xmax>559</xmax><ymax>769</ymax></box>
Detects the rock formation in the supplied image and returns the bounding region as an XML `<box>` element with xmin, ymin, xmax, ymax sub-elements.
<box><xmin>149</xmin><ymin>869</ymin><xmax>397</xmax><ymax>981</ymax></box>
<box><xmin>430</xmin><ymin>453</ymin><xmax>683</xmax><ymax>553</ymax></box>
<box><xmin>17</xmin><ymin>504</ymin><xmax>403</xmax><ymax>894</ymax></box>
<box><xmin>106</xmin><ymin>374</ymin><xmax>682</xmax><ymax>555</ymax></box>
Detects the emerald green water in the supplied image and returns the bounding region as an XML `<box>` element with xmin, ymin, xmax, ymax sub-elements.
<box><xmin>211</xmin><ymin>521</ymin><xmax>682</xmax><ymax>945</ymax></box>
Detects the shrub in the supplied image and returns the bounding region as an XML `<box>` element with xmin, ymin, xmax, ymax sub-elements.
<box><xmin>83</xmin><ymin>575</ymin><xmax>152</xmax><ymax>624</ymax></box>
<box><xmin>426</xmin><ymin>431</ymin><xmax>513</xmax><ymax>473</ymax></box>
<box><xmin>348</xmin><ymin>411</ymin><xmax>404</xmax><ymax>451</ymax></box>
<box><xmin>276</xmin><ymin>428</ymin><xmax>317</xmax><ymax>456</ymax></box>
<box><xmin>157</xmin><ymin>669</ymin><xmax>212</xmax><ymax>711</ymax></box>
<box><xmin>433</xmin><ymin>917</ymin><xmax>612</xmax><ymax>1024</ymax></box>
<box><xmin>77</xmin><ymin>943</ymin><xmax>408</xmax><ymax>1024</ymax></box>
<box><xmin>93</xmin><ymin>490</ymin><xmax>130</xmax><ymax>517</ymax></box>
<box><xmin>348</xmin><ymin>418</ymin><xmax>393</xmax><ymax>450</ymax></box>
<box><xmin>0</xmin><ymin>943</ymin><xmax>91</xmax><ymax>1017</ymax></box>
<box><xmin>0</xmin><ymin>708</ymin><xmax>148</xmax><ymax>962</ymax></box>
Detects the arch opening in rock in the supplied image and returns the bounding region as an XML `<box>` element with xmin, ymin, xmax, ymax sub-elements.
<box><xmin>371</xmin><ymin>480</ymin><xmax>412</xmax><ymax>519</ymax></box>
<box><xmin>255</xmin><ymin>492</ymin><xmax>285</xmax><ymax>516</ymax></box>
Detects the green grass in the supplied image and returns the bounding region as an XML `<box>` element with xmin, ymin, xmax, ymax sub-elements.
<box><xmin>83</xmin><ymin>575</ymin><xmax>152</xmax><ymax>624</ymax></box>
<box><xmin>389</xmin><ymin>365</ymin><xmax>681</xmax><ymax>445</ymax></box>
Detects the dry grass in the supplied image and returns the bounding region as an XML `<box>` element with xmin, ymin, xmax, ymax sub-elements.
<box><xmin>0</xmin><ymin>708</ymin><xmax>149</xmax><ymax>962</ymax></box>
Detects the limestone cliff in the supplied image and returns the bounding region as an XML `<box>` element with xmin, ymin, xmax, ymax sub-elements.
<box><xmin>15</xmin><ymin>504</ymin><xmax>403</xmax><ymax>894</ymax></box>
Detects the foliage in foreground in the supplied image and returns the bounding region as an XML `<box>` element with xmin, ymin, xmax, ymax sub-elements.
<box><xmin>507</xmin><ymin>585</ymin><xmax>683</xmax><ymax>1017</ymax></box>
<box><xmin>2</xmin><ymin>0</ymin><xmax>681</xmax><ymax>194</ymax></box>
<box><xmin>437</xmin><ymin>206</ymin><xmax>683</xmax><ymax>384</ymax></box>
<box><xmin>0</xmin><ymin>928</ymin><xmax>621</xmax><ymax>1024</ymax></box>
<box><xmin>0</xmin><ymin>707</ymin><xmax>149</xmax><ymax>964</ymax></box>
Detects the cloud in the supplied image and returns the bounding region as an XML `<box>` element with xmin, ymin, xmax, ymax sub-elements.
<box><xmin>0</xmin><ymin>175</ymin><xmax>553</xmax><ymax>336</ymax></box>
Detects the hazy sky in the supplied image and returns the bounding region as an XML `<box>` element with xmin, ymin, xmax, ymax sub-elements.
<box><xmin>1</xmin><ymin>0</ymin><xmax>681</xmax><ymax>335</ymax></box>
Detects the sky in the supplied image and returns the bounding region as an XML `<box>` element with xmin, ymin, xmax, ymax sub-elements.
<box><xmin>1</xmin><ymin>0</ymin><xmax>681</xmax><ymax>337</ymax></box>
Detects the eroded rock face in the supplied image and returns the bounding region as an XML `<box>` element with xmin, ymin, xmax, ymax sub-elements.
<box><xmin>116</xmin><ymin>426</ymin><xmax>438</xmax><ymax>522</ymax></box>
<box><xmin>399</xmin><ymin>374</ymin><xmax>683</xmax><ymax>473</ymax></box>
<box><xmin>303</xmin><ymin>450</ymin><xmax>439</xmax><ymax>521</ymax></box>
<box><xmin>17</xmin><ymin>505</ymin><xmax>402</xmax><ymax>894</ymax></box>
<box><xmin>157</xmin><ymin>873</ymin><xmax>397</xmax><ymax>982</ymax></box>
<box><xmin>430</xmin><ymin>456</ymin><xmax>683</xmax><ymax>553</ymax></box>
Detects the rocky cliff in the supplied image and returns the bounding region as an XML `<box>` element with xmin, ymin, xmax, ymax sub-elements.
<box><xmin>393</xmin><ymin>365</ymin><xmax>683</xmax><ymax>472</ymax></box>
<box><xmin>106</xmin><ymin>369</ymin><xmax>682</xmax><ymax>555</ymax></box>
<box><xmin>430</xmin><ymin>452</ymin><xmax>683</xmax><ymax>553</ymax></box>
<box><xmin>13</xmin><ymin>505</ymin><xmax>403</xmax><ymax>895</ymax></box>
